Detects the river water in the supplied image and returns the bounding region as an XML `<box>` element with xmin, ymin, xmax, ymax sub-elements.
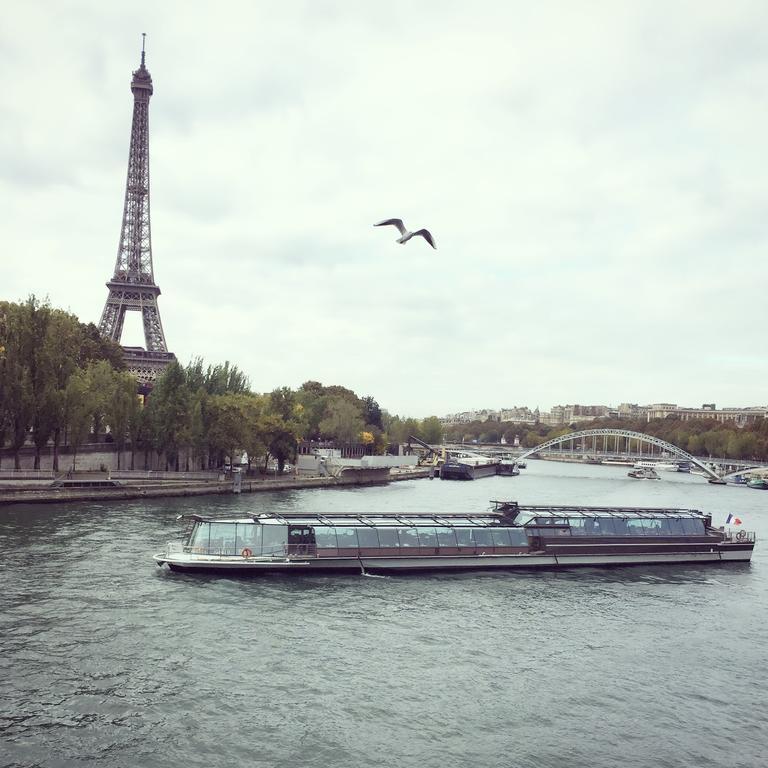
<box><xmin>1</xmin><ymin>460</ymin><xmax>767</xmax><ymax>768</ymax></box>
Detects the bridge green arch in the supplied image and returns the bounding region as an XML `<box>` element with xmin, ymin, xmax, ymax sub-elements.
<box><xmin>515</xmin><ymin>428</ymin><xmax>719</xmax><ymax>480</ymax></box>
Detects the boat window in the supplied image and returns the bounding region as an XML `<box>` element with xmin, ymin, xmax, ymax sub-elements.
<box><xmin>665</xmin><ymin>518</ymin><xmax>684</xmax><ymax>535</ymax></box>
<box><xmin>262</xmin><ymin>525</ymin><xmax>288</xmax><ymax>556</ymax></box>
<box><xmin>314</xmin><ymin>527</ymin><xmax>338</xmax><ymax>548</ymax></box>
<box><xmin>436</xmin><ymin>528</ymin><xmax>458</xmax><ymax>547</ymax></box>
<box><xmin>356</xmin><ymin>527</ymin><xmax>380</xmax><ymax>547</ymax></box>
<box><xmin>472</xmin><ymin>528</ymin><xmax>494</xmax><ymax>547</ymax></box>
<box><xmin>507</xmin><ymin>528</ymin><xmax>528</xmax><ymax>546</ymax></box>
<box><xmin>455</xmin><ymin>528</ymin><xmax>473</xmax><ymax>546</ymax></box>
<box><xmin>235</xmin><ymin>523</ymin><xmax>261</xmax><ymax>550</ymax></box>
<box><xmin>681</xmin><ymin>518</ymin><xmax>705</xmax><ymax>535</ymax></box>
<box><xmin>612</xmin><ymin>518</ymin><xmax>629</xmax><ymax>536</ymax></box>
<box><xmin>585</xmin><ymin>517</ymin><xmax>616</xmax><ymax>536</ymax></box>
<box><xmin>642</xmin><ymin>520</ymin><xmax>663</xmax><ymax>536</ymax></box>
<box><xmin>288</xmin><ymin>526</ymin><xmax>315</xmax><ymax>545</ymax></box>
<box><xmin>208</xmin><ymin>523</ymin><xmax>237</xmax><ymax>552</ymax></box>
<box><xmin>334</xmin><ymin>527</ymin><xmax>358</xmax><ymax>548</ymax></box>
<box><xmin>377</xmin><ymin>528</ymin><xmax>399</xmax><ymax>548</ymax></box>
<box><xmin>491</xmin><ymin>528</ymin><xmax>511</xmax><ymax>546</ymax></box>
<box><xmin>568</xmin><ymin>517</ymin><xmax>587</xmax><ymax>536</ymax></box>
<box><xmin>190</xmin><ymin>522</ymin><xmax>210</xmax><ymax>548</ymax></box>
<box><xmin>626</xmin><ymin>519</ymin><xmax>646</xmax><ymax>536</ymax></box>
<box><xmin>397</xmin><ymin>528</ymin><xmax>419</xmax><ymax>548</ymax></box>
<box><xmin>653</xmin><ymin>519</ymin><xmax>671</xmax><ymax>535</ymax></box>
<box><xmin>418</xmin><ymin>528</ymin><xmax>438</xmax><ymax>547</ymax></box>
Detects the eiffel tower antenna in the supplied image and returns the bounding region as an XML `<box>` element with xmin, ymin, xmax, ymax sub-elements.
<box><xmin>98</xmin><ymin>37</ymin><xmax>175</xmax><ymax>384</ymax></box>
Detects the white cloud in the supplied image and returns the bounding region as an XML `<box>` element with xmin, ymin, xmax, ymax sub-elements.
<box><xmin>2</xmin><ymin>0</ymin><xmax>767</xmax><ymax>415</ymax></box>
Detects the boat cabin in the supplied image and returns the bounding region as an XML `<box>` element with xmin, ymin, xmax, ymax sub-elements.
<box><xmin>182</xmin><ymin>512</ymin><xmax>530</xmax><ymax>559</ymax></box>
<box><xmin>179</xmin><ymin>504</ymin><xmax>725</xmax><ymax>561</ymax></box>
<box><xmin>518</xmin><ymin>507</ymin><xmax>711</xmax><ymax>538</ymax></box>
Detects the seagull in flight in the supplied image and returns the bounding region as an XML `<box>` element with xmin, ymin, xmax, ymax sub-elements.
<box><xmin>374</xmin><ymin>218</ymin><xmax>437</xmax><ymax>249</ymax></box>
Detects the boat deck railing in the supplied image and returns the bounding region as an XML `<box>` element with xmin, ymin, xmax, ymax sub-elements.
<box><xmin>180</xmin><ymin>544</ymin><xmax>297</xmax><ymax>558</ymax></box>
<box><xmin>720</xmin><ymin>530</ymin><xmax>756</xmax><ymax>543</ymax></box>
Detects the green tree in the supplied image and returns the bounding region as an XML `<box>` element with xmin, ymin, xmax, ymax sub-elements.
<box><xmin>319</xmin><ymin>397</ymin><xmax>364</xmax><ymax>444</ymax></box>
<box><xmin>361</xmin><ymin>396</ymin><xmax>383</xmax><ymax>430</ymax></box>
<box><xmin>133</xmin><ymin>406</ymin><xmax>155</xmax><ymax>471</ymax></box>
<box><xmin>77</xmin><ymin>322</ymin><xmax>125</xmax><ymax>370</ymax></box>
<box><xmin>46</xmin><ymin>308</ymin><xmax>85</xmax><ymax>471</ymax></box>
<box><xmin>87</xmin><ymin>360</ymin><xmax>118</xmax><ymax>441</ymax></box>
<box><xmin>206</xmin><ymin>393</ymin><xmax>251</xmax><ymax>468</ymax></box>
<box><xmin>297</xmin><ymin>380</ymin><xmax>329</xmax><ymax>439</ymax></box>
<box><xmin>382</xmin><ymin>414</ymin><xmax>406</xmax><ymax>444</ymax></box>
<box><xmin>421</xmin><ymin>416</ymin><xmax>443</xmax><ymax>444</ymax></box>
<box><xmin>64</xmin><ymin>369</ymin><xmax>92</xmax><ymax>471</ymax></box>
<box><xmin>240</xmin><ymin>394</ymin><xmax>268</xmax><ymax>472</ymax></box>
<box><xmin>146</xmin><ymin>361</ymin><xmax>191</xmax><ymax>470</ymax></box>
<box><xmin>0</xmin><ymin>301</ymin><xmax>33</xmax><ymax>468</ymax></box>
<box><xmin>21</xmin><ymin>297</ymin><xmax>55</xmax><ymax>469</ymax></box>
<box><xmin>263</xmin><ymin>388</ymin><xmax>303</xmax><ymax>472</ymax></box>
<box><xmin>106</xmin><ymin>371</ymin><xmax>140</xmax><ymax>470</ymax></box>
<box><xmin>187</xmin><ymin>390</ymin><xmax>208</xmax><ymax>470</ymax></box>
<box><xmin>185</xmin><ymin>357</ymin><xmax>250</xmax><ymax>396</ymax></box>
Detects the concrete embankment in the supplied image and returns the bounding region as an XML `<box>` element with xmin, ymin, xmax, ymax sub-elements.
<box><xmin>0</xmin><ymin>468</ymin><xmax>433</xmax><ymax>506</ymax></box>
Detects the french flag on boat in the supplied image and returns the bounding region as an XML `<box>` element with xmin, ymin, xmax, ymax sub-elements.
<box><xmin>726</xmin><ymin>514</ymin><xmax>742</xmax><ymax>526</ymax></box>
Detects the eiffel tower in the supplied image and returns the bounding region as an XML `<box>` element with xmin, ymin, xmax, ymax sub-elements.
<box><xmin>99</xmin><ymin>35</ymin><xmax>175</xmax><ymax>385</ymax></box>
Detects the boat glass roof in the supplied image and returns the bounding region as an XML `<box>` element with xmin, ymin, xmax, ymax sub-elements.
<box><xmin>185</xmin><ymin>505</ymin><xmax>708</xmax><ymax>527</ymax></box>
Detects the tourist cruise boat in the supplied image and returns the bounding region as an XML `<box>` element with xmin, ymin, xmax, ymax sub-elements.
<box><xmin>440</xmin><ymin>453</ymin><xmax>499</xmax><ymax>480</ymax></box>
<box><xmin>153</xmin><ymin>502</ymin><xmax>755</xmax><ymax>575</ymax></box>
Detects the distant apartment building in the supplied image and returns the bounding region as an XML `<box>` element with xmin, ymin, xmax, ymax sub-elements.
<box><xmin>538</xmin><ymin>404</ymin><xmax>609</xmax><ymax>425</ymax></box>
<box><xmin>565</xmin><ymin>405</ymin><xmax>610</xmax><ymax>423</ymax></box>
<box><xmin>617</xmin><ymin>403</ymin><xmax>647</xmax><ymax>419</ymax></box>
<box><xmin>443</xmin><ymin>402</ymin><xmax>767</xmax><ymax>427</ymax></box>
<box><xmin>440</xmin><ymin>412</ymin><xmax>472</xmax><ymax>425</ymax></box>
<box><xmin>500</xmin><ymin>406</ymin><xmax>538</xmax><ymax>424</ymax></box>
<box><xmin>441</xmin><ymin>409</ymin><xmax>500</xmax><ymax>425</ymax></box>
<box><xmin>644</xmin><ymin>403</ymin><xmax>768</xmax><ymax>425</ymax></box>
<box><xmin>539</xmin><ymin>405</ymin><xmax>564</xmax><ymax>426</ymax></box>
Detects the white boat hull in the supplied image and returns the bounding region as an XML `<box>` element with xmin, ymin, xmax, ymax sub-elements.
<box><xmin>154</xmin><ymin>546</ymin><xmax>753</xmax><ymax>574</ymax></box>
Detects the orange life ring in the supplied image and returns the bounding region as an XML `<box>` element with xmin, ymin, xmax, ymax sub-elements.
<box><xmin>241</xmin><ymin>548</ymin><xmax>253</xmax><ymax>558</ymax></box>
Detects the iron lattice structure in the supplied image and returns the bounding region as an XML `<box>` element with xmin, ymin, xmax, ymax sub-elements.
<box><xmin>514</xmin><ymin>428</ymin><xmax>719</xmax><ymax>479</ymax></box>
<box><xmin>98</xmin><ymin>40</ymin><xmax>174</xmax><ymax>384</ymax></box>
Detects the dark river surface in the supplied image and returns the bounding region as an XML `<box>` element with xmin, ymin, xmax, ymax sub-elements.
<box><xmin>2</xmin><ymin>460</ymin><xmax>767</xmax><ymax>768</ymax></box>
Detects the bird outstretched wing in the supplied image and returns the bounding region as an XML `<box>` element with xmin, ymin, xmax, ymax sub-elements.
<box><xmin>374</xmin><ymin>218</ymin><xmax>407</xmax><ymax>236</ymax></box>
<box><xmin>413</xmin><ymin>229</ymin><xmax>437</xmax><ymax>249</ymax></box>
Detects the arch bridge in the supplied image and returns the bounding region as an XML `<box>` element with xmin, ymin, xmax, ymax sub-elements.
<box><xmin>515</xmin><ymin>429</ymin><xmax>720</xmax><ymax>480</ymax></box>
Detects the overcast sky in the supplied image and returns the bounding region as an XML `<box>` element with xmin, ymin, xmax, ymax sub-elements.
<box><xmin>2</xmin><ymin>1</ymin><xmax>767</xmax><ymax>417</ymax></box>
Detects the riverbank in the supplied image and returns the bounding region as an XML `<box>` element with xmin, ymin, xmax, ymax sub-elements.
<box><xmin>0</xmin><ymin>467</ymin><xmax>434</xmax><ymax>505</ymax></box>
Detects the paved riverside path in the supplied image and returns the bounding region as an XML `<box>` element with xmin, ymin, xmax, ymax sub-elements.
<box><xmin>0</xmin><ymin>467</ymin><xmax>432</xmax><ymax>506</ymax></box>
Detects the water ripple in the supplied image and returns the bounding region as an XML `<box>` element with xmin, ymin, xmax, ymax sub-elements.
<box><xmin>2</xmin><ymin>467</ymin><xmax>767</xmax><ymax>767</ymax></box>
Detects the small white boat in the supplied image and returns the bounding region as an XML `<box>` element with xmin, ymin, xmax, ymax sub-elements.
<box><xmin>628</xmin><ymin>467</ymin><xmax>660</xmax><ymax>480</ymax></box>
<box><xmin>632</xmin><ymin>460</ymin><xmax>679</xmax><ymax>472</ymax></box>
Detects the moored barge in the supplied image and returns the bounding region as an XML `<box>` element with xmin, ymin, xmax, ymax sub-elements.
<box><xmin>440</xmin><ymin>454</ymin><xmax>499</xmax><ymax>480</ymax></box>
<box><xmin>153</xmin><ymin>502</ymin><xmax>755</xmax><ymax>575</ymax></box>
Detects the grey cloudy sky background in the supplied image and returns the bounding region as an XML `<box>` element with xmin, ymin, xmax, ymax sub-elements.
<box><xmin>2</xmin><ymin>0</ymin><xmax>767</xmax><ymax>417</ymax></box>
